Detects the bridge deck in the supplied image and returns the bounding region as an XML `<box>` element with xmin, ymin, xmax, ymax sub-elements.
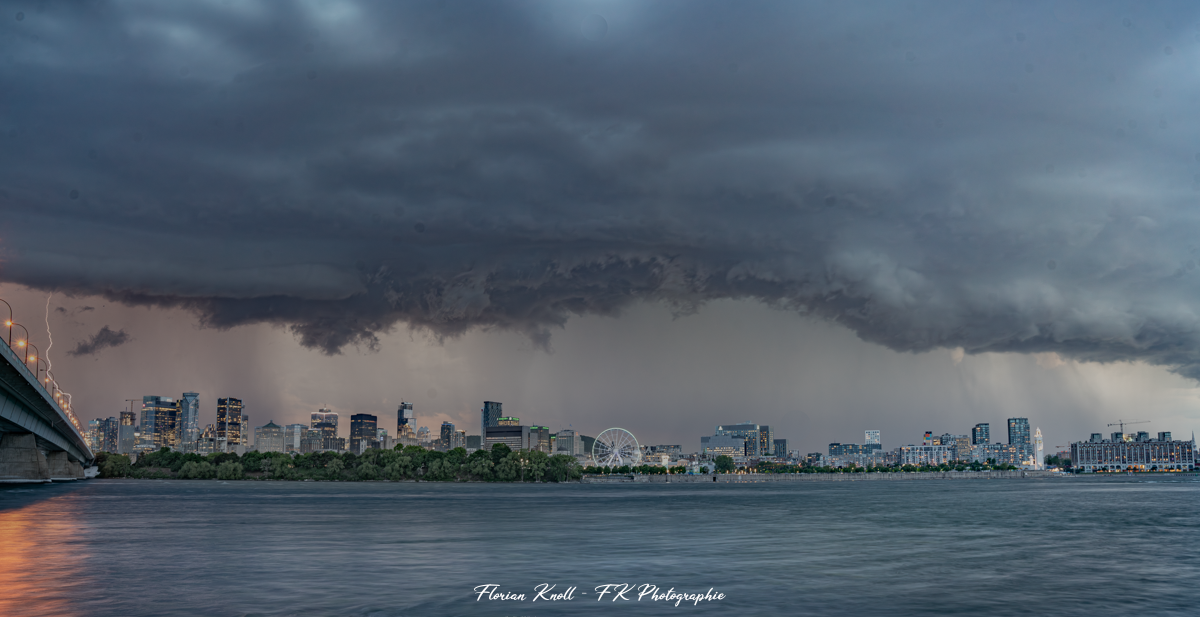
<box><xmin>0</xmin><ymin>340</ymin><xmax>92</xmax><ymax>465</ymax></box>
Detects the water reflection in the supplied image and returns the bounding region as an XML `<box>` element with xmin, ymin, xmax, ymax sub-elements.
<box><xmin>0</xmin><ymin>488</ymin><xmax>92</xmax><ymax>617</ymax></box>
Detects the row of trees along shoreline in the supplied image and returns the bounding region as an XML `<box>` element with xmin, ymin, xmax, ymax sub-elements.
<box><xmin>93</xmin><ymin>449</ymin><xmax>1026</xmax><ymax>482</ymax></box>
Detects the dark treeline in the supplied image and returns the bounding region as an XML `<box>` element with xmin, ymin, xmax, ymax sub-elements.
<box><xmin>94</xmin><ymin>444</ymin><xmax>583</xmax><ymax>482</ymax></box>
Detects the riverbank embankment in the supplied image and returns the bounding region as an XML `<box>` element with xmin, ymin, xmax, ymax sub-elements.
<box><xmin>582</xmin><ymin>470</ymin><xmax>1064</xmax><ymax>483</ymax></box>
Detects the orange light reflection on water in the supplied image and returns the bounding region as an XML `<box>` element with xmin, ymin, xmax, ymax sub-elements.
<box><xmin>0</xmin><ymin>491</ymin><xmax>91</xmax><ymax>617</ymax></box>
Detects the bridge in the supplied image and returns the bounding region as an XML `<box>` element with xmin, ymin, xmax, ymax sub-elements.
<box><xmin>0</xmin><ymin>334</ymin><xmax>92</xmax><ymax>482</ymax></box>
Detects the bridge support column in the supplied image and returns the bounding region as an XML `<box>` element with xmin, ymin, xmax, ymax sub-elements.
<box><xmin>0</xmin><ymin>433</ymin><xmax>51</xmax><ymax>483</ymax></box>
<box><xmin>47</xmin><ymin>451</ymin><xmax>78</xmax><ymax>481</ymax></box>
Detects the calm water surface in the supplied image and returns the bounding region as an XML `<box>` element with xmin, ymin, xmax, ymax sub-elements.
<box><xmin>2</xmin><ymin>477</ymin><xmax>1198</xmax><ymax>616</ymax></box>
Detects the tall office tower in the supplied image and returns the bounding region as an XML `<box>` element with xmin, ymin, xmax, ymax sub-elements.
<box><xmin>241</xmin><ymin>413</ymin><xmax>250</xmax><ymax>447</ymax></box>
<box><xmin>416</xmin><ymin>426</ymin><xmax>430</xmax><ymax>441</ymax></box>
<box><xmin>440</xmin><ymin>421</ymin><xmax>456</xmax><ymax>449</ymax></box>
<box><xmin>481</xmin><ymin>401</ymin><xmax>503</xmax><ymax>437</ymax></box>
<box><xmin>773</xmin><ymin>439</ymin><xmax>789</xmax><ymax>458</ymax></box>
<box><xmin>142</xmin><ymin>396</ymin><xmax>179</xmax><ymax>449</ymax></box>
<box><xmin>972</xmin><ymin>423</ymin><xmax>990</xmax><ymax>445</ymax></box>
<box><xmin>178</xmin><ymin>392</ymin><xmax>200</xmax><ymax>443</ymax></box>
<box><xmin>217</xmin><ymin>398</ymin><xmax>244</xmax><ymax>447</ymax></box>
<box><xmin>311</xmin><ymin>408</ymin><xmax>339</xmax><ymax>431</ymax></box>
<box><xmin>865</xmin><ymin>430</ymin><xmax>881</xmax><ymax>446</ymax></box>
<box><xmin>455</xmin><ymin>430</ymin><xmax>466</xmax><ymax>450</ymax></box>
<box><xmin>1008</xmin><ymin>418</ymin><xmax>1031</xmax><ymax>460</ymax></box>
<box><xmin>284</xmin><ymin>424</ymin><xmax>307</xmax><ymax>452</ymax></box>
<box><xmin>118</xmin><ymin>410</ymin><xmax>137</xmax><ymax>453</ymax></box>
<box><xmin>715</xmin><ymin>423</ymin><xmax>761</xmax><ymax>456</ymax></box>
<box><xmin>758</xmin><ymin>425</ymin><xmax>775</xmax><ymax>456</ymax></box>
<box><xmin>1034</xmin><ymin>427</ymin><xmax>1044</xmax><ymax>469</ymax></box>
<box><xmin>396</xmin><ymin>402</ymin><xmax>414</xmax><ymax>437</ymax></box>
<box><xmin>87</xmin><ymin>419</ymin><xmax>102</xmax><ymax>451</ymax></box>
<box><xmin>94</xmin><ymin>417</ymin><xmax>118</xmax><ymax>453</ymax></box>
<box><xmin>349</xmin><ymin>413</ymin><xmax>378</xmax><ymax>453</ymax></box>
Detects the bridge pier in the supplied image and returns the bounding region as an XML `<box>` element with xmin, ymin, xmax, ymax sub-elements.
<box><xmin>47</xmin><ymin>451</ymin><xmax>82</xmax><ymax>481</ymax></box>
<box><xmin>0</xmin><ymin>433</ymin><xmax>51</xmax><ymax>483</ymax></box>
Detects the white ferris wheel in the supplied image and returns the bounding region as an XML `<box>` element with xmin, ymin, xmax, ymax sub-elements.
<box><xmin>592</xmin><ymin>428</ymin><xmax>642</xmax><ymax>466</ymax></box>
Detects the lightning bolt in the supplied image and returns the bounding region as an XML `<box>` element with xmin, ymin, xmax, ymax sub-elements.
<box><xmin>44</xmin><ymin>293</ymin><xmax>76</xmax><ymax>425</ymax></box>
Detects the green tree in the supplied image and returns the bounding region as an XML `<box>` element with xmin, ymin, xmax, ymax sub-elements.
<box><xmin>713</xmin><ymin>455</ymin><xmax>735</xmax><ymax>473</ymax></box>
<box><xmin>356</xmin><ymin>461</ymin><xmax>380</xmax><ymax>480</ymax></box>
<box><xmin>216</xmin><ymin>461</ymin><xmax>244</xmax><ymax>480</ymax></box>
<box><xmin>325</xmin><ymin>458</ymin><xmax>345</xmax><ymax>480</ymax></box>
<box><xmin>100</xmin><ymin>454</ymin><xmax>132</xmax><ymax>478</ymax></box>
<box><xmin>496</xmin><ymin>453</ymin><xmax>519</xmax><ymax>481</ymax></box>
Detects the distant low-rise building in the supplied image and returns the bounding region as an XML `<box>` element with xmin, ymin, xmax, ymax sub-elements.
<box><xmin>898</xmin><ymin>444</ymin><xmax>953</xmax><ymax>466</ymax></box>
<box><xmin>1072</xmin><ymin>432</ymin><xmax>1195</xmax><ymax>472</ymax></box>
<box><xmin>970</xmin><ymin>443</ymin><xmax>1021</xmax><ymax>465</ymax></box>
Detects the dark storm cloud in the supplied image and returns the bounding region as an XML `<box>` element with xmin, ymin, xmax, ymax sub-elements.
<box><xmin>4</xmin><ymin>2</ymin><xmax>1200</xmax><ymax>375</ymax></box>
<box><xmin>69</xmin><ymin>326</ymin><xmax>131</xmax><ymax>357</ymax></box>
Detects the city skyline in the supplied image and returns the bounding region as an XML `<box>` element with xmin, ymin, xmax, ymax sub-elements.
<box><xmin>8</xmin><ymin>281</ymin><xmax>1196</xmax><ymax>455</ymax></box>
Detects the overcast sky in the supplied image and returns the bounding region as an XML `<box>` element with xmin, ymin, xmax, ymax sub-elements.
<box><xmin>3</xmin><ymin>1</ymin><xmax>1200</xmax><ymax>452</ymax></box>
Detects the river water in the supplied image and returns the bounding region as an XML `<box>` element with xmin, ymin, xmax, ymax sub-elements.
<box><xmin>2</xmin><ymin>477</ymin><xmax>1198</xmax><ymax>616</ymax></box>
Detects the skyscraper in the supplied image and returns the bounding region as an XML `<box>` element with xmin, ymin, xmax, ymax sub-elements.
<box><xmin>311</xmin><ymin>408</ymin><xmax>338</xmax><ymax>434</ymax></box>
<box><xmin>1008</xmin><ymin>418</ymin><xmax>1031</xmax><ymax>461</ymax></box>
<box><xmin>972</xmin><ymin>423</ymin><xmax>990</xmax><ymax>445</ymax></box>
<box><xmin>142</xmin><ymin>396</ymin><xmax>178</xmax><ymax>449</ymax></box>
<box><xmin>255</xmin><ymin>421</ymin><xmax>284</xmax><ymax>453</ymax></box>
<box><xmin>758</xmin><ymin>425</ymin><xmax>775</xmax><ymax>456</ymax></box>
<box><xmin>396</xmin><ymin>402</ymin><xmax>414</xmax><ymax>437</ymax></box>
<box><xmin>440</xmin><ymin>421</ymin><xmax>457</xmax><ymax>450</ymax></box>
<box><xmin>217</xmin><ymin>398</ymin><xmax>244</xmax><ymax>448</ymax></box>
<box><xmin>350</xmin><ymin>413</ymin><xmax>378</xmax><ymax>453</ymax></box>
<box><xmin>178</xmin><ymin>392</ymin><xmax>200</xmax><ymax>444</ymax></box>
<box><xmin>481</xmin><ymin>401</ymin><xmax>503</xmax><ymax>437</ymax></box>
<box><xmin>118</xmin><ymin>410</ymin><xmax>137</xmax><ymax>454</ymax></box>
<box><xmin>283</xmin><ymin>423</ymin><xmax>307</xmax><ymax>452</ymax></box>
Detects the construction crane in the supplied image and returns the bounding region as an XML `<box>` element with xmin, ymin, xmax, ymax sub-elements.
<box><xmin>1106</xmin><ymin>419</ymin><xmax>1149</xmax><ymax>434</ymax></box>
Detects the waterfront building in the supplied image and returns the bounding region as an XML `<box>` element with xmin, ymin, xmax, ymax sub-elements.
<box><xmin>396</xmin><ymin>402</ymin><xmax>414</xmax><ymax>438</ymax></box>
<box><xmin>972</xmin><ymin>423</ymin><xmax>990</xmax><ymax>445</ymax></box>
<box><xmin>481</xmin><ymin>401</ymin><xmax>503</xmax><ymax>438</ymax></box>
<box><xmin>898</xmin><ymin>444</ymin><xmax>953</xmax><ymax>466</ymax></box>
<box><xmin>217</xmin><ymin>398</ymin><xmax>244</xmax><ymax>448</ymax></box>
<box><xmin>283</xmin><ymin>423</ymin><xmax>306</xmax><ymax>452</ymax></box>
<box><xmin>700</xmin><ymin>435</ymin><xmax>745</xmax><ymax>457</ymax></box>
<box><xmin>142</xmin><ymin>396</ymin><xmax>179</xmax><ymax>450</ymax></box>
<box><xmin>758</xmin><ymin>425</ymin><xmax>775</xmax><ymax>456</ymax></box>
<box><xmin>255</xmin><ymin>421</ymin><xmax>284</xmax><ymax>453</ymax></box>
<box><xmin>530</xmin><ymin>426</ymin><xmax>552</xmax><ymax>453</ymax></box>
<box><xmin>118</xmin><ymin>410</ymin><xmax>137</xmax><ymax>454</ymax></box>
<box><xmin>647</xmin><ymin>444</ymin><xmax>682</xmax><ymax>455</ymax></box>
<box><xmin>939</xmin><ymin>434</ymin><xmax>971</xmax><ymax>461</ymax></box>
<box><xmin>1071</xmin><ymin>432</ymin><xmax>1196</xmax><ymax>472</ymax></box>
<box><xmin>485</xmin><ymin>425</ymin><xmax>530</xmax><ymax>451</ymax></box>
<box><xmin>1008</xmin><ymin>418</ymin><xmax>1032</xmax><ymax>461</ymax></box>
<box><xmin>498</xmin><ymin>416</ymin><xmax>520</xmax><ymax>426</ymax></box>
<box><xmin>865</xmin><ymin>430</ymin><xmax>880</xmax><ymax>446</ymax></box>
<box><xmin>774</xmin><ymin>439</ymin><xmax>789</xmax><ymax>458</ymax></box>
<box><xmin>556</xmin><ymin>430</ymin><xmax>583</xmax><ymax>456</ymax></box>
<box><xmin>350</xmin><ymin>413</ymin><xmax>379</xmax><ymax>453</ymax></box>
<box><xmin>715</xmin><ymin>423</ymin><xmax>760</xmax><ymax>456</ymax></box>
<box><xmin>970</xmin><ymin>443</ymin><xmax>1022</xmax><ymax>465</ymax></box>
<box><xmin>178</xmin><ymin>392</ymin><xmax>200</xmax><ymax>444</ymax></box>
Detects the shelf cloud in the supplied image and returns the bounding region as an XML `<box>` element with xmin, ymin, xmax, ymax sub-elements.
<box><xmin>4</xmin><ymin>2</ymin><xmax>1200</xmax><ymax>376</ymax></box>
